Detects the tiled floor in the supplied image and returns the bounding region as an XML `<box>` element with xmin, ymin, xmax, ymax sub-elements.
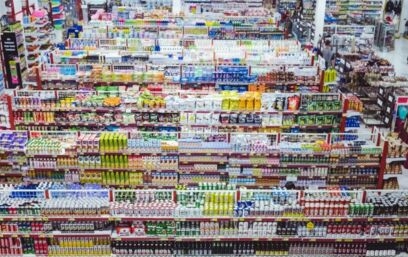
<box><xmin>375</xmin><ymin>38</ymin><xmax>408</xmax><ymax>77</ymax></box>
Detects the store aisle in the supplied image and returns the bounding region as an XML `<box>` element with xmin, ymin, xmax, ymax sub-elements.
<box><xmin>376</xmin><ymin>38</ymin><xmax>408</xmax><ymax>76</ymax></box>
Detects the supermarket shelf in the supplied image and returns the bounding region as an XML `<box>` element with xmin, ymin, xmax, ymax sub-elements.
<box><xmin>14</xmin><ymin>107</ymin><xmax>343</xmax><ymax>116</ymax></box>
<box><xmin>386</xmin><ymin>157</ymin><xmax>406</xmax><ymax>163</ymax></box>
<box><xmin>3</xmin><ymin>215</ymin><xmax>408</xmax><ymax>222</ymax></box>
<box><xmin>79</xmin><ymin>151</ymin><xmax>178</xmax><ymax>156</ymax></box>
<box><xmin>14</xmin><ymin>121</ymin><xmax>180</xmax><ymax>127</ymax></box>
<box><xmin>26</xmin><ymin>153</ymin><xmax>76</xmax><ymax>158</ymax></box>
<box><xmin>14</xmin><ymin>120</ymin><xmax>340</xmax><ymax>130</ymax></box>
<box><xmin>0</xmin><ymin>160</ymin><xmax>25</xmax><ymax>165</ymax></box>
<box><xmin>110</xmin><ymin>234</ymin><xmax>408</xmax><ymax>243</ymax></box>
<box><xmin>0</xmin><ymin>150</ymin><xmax>26</xmax><ymax>154</ymax></box>
<box><xmin>23</xmin><ymin>149</ymin><xmax>376</xmax><ymax>158</ymax></box>
<box><xmin>228</xmin><ymin>163</ymin><xmax>279</xmax><ymax>168</ymax></box>
<box><xmin>0</xmin><ymin>230</ymin><xmax>111</xmax><ymax>238</ymax></box>
<box><xmin>0</xmin><ymin>172</ymin><xmax>23</xmax><ymax>177</ymax></box>
<box><xmin>39</xmin><ymin>79</ymin><xmax>320</xmax><ymax>86</ymax></box>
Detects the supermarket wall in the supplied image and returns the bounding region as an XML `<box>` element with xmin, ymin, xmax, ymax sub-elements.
<box><xmin>0</xmin><ymin>1</ymin><xmax>5</xmax><ymax>19</ymax></box>
<box><xmin>314</xmin><ymin>0</ymin><xmax>326</xmax><ymax>45</ymax></box>
<box><xmin>400</xmin><ymin>0</ymin><xmax>408</xmax><ymax>34</ymax></box>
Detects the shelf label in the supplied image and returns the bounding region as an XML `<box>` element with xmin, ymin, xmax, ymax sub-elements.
<box><xmin>306</xmin><ymin>222</ymin><xmax>315</xmax><ymax>231</ymax></box>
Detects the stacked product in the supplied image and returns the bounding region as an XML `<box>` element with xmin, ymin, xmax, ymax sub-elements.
<box><xmin>22</xmin><ymin>11</ymin><xmax>53</xmax><ymax>69</ymax></box>
<box><xmin>0</xmin><ymin>187</ymin><xmax>407</xmax><ymax>256</ymax></box>
<box><xmin>0</xmin><ymin>130</ymin><xmax>385</xmax><ymax>189</ymax></box>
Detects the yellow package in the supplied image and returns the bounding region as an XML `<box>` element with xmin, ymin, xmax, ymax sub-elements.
<box><xmin>222</xmin><ymin>97</ymin><xmax>230</xmax><ymax>110</ymax></box>
<box><xmin>230</xmin><ymin>96</ymin><xmax>240</xmax><ymax>110</ymax></box>
<box><xmin>246</xmin><ymin>96</ymin><xmax>254</xmax><ymax>110</ymax></box>
<box><xmin>254</xmin><ymin>96</ymin><xmax>261</xmax><ymax>111</ymax></box>
<box><xmin>239</xmin><ymin>95</ymin><xmax>247</xmax><ymax>110</ymax></box>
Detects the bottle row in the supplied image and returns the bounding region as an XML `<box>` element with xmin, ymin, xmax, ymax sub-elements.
<box><xmin>2</xmin><ymin>237</ymin><xmax>408</xmax><ymax>257</ymax></box>
<box><xmin>12</xmin><ymin>91</ymin><xmax>342</xmax><ymax>119</ymax></box>
<box><xmin>2</xmin><ymin>219</ymin><xmax>408</xmax><ymax>238</ymax></box>
<box><xmin>1</xmin><ymin>186</ymin><xmax>408</xmax><ymax>218</ymax></box>
<box><xmin>16</xmin><ymin>168</ymin><xmax>379</xmax><ymax>190</ymax></box>
<box><xmin>0</xmin><ymin>131</ymin><xmax>382</xmax><ymax>156</ymax></box>
<box><xmin>22</xmin><ymin>154</ymin><xmax>380</xmax><ymax>168</ymax></box>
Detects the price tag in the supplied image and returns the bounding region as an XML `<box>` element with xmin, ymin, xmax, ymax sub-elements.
<box><xmin>253</xmin><ymin>238</ymin><xmax>259</xmax><ymax>241</ymax></box>
<box><xmin>214</xmin><ymin>238</ymin><xmax>221</xmax><ymax>241</ymax></box>
<box><xmin>211</xmin><ymin>218</ymin><xmax>218</xmax><ymax>222</ymax></box>
<box><xmin>283</xmin><ymin>238</ymin><xmax>289</xmax><ymax>241</ymax></box>
<box><xmin>306</xmin><ymin>222</ymin><xmax>315</xmax><ymax>231</ymax></box>
<box><xmin>286</xmin><ymin>175</ymin><xmax>298</xmax><ymax>182</ymax></box>
<box><xmin>309</xmin><ymin>238</ymin><xmax>316</xmax><ymax>242</ymax></box>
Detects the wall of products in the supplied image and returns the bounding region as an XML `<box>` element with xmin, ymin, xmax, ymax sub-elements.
<box><xmin>0</xmin><ymin>130</ymin><xmax>391</xmax><ymax>189</ymax></box>
<box><xmin>324</xmin><ymin>0</ymin><xmax>383</xmax><ymax>40</ymax></box>
<box><xmin>11</xmin><ymin>90</ymin><xmax>343</xmax><ymax>133</ymax></box>
<box><xmin>0</xmin><ymin>187</ymin><xmax>407</xmax><ymax>256</ymax></box>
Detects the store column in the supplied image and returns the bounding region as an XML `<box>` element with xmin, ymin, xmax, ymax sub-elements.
<box><xmin>314</xmin><ymin>0</ymin><xmax>327</xmax><ymax>45</ymax></box>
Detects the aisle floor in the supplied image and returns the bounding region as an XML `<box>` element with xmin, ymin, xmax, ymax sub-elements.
<box><xmin>375</xmin><ymin>38</ymin><xmax>408</xmax><ymax>77</ymax></box>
